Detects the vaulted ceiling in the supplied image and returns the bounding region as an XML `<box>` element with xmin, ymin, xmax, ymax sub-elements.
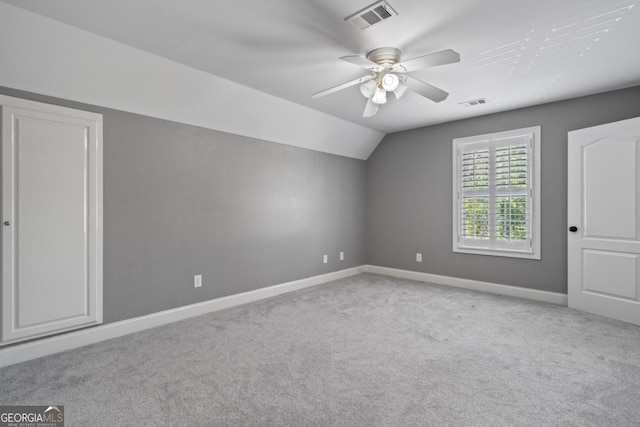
<box><xmin>4</xmin><ymin>0</ymin><xmax>640</xmax><ymax>135</ymax></box>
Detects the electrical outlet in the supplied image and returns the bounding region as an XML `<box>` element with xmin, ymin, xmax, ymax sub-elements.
<box><xmin>323</xmin><ymin>254</ymin><xmax>328</xmax><ymax>264</ymax></box>
<box><xmin>339</xmin><ymin>251</ymin><xmax>344</xmax><ymax>261</ymax></box>
<box><xmin>416</xmin><ymin>253</ymin><xmax>422</xmax><ymax>263</ymax></box>
<box><xmin>194</xmin><ymin>274</ymin><xmax>202</xmax><ymax>288</ymax></box>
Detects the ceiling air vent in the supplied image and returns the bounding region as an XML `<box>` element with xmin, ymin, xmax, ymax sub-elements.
<box><xmin>460</xmin><ymin>98</ymin><xmax>489</xmax><ymax>107</ymax></box>
<box><xmin>346</xmin><ymin>1</ymin><xmax>398</xmax><ymax>30</ymax></box>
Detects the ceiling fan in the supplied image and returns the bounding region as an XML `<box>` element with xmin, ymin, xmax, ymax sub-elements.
<box><xmin>312</xmin><ymin>47</ymin><xmax>460</xmax><ymax>117</ymax></box>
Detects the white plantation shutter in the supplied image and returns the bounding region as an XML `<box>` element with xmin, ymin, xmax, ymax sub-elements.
<box><xmin>453</xmin><ymin>127</ymin><xmax>540</xmax><ymax>259</ymax></box>
<box><xmin>461</xmin><ymin>148</ymin><xmax>490</xmax><ymax>242</ymax></box>
<box><xmin>494</xmin><ymin>139</ymin><xmax>529</xmax><ymax>249</ymax></box>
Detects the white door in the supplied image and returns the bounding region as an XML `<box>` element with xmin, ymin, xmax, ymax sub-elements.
<box><xmin>568</xmin><ymin>116</ymin><xmax>640</xmax><ymax>325</ymax></box>
<box><xmin>1</xmin><ymin>95</ymin><xmax>103</xmax><ymax>345</ymax></box>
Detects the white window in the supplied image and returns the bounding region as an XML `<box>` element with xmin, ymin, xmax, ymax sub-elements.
<box><xmin>452</xmin><ymin>126</ymin><xmax>540</xmax><ymax>259</ymax></box>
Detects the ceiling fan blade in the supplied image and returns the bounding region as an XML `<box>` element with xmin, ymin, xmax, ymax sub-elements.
<box><xmin>363</xmin><ymin>97</ymin><xmax>379</xmax><ymax>117</ymax></box>
<box><xmin>312</xmin><ymin>74</ymin><xmax>375</xmax><ymax>99</ymax></box>
<box><xmin>404</xmin><ymin>75</ymin><xmax>449</xmax><ymax>102</ymax></box>
<box><xmin>393</xmin><ymin>49</ymin><xmax>460</xmax><ymax>73</ymax></box>
<box><xmin>340</xmin><ymin>55</ymin><xmax>384</xmax><ymax>72</ymax></box>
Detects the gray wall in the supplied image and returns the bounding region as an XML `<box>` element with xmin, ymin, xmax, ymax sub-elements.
<box><xmin>3</xmin><ymin>84</ymin><xmax>638</xmax><ymax>327</ymax></box>
<box><xmin>367</xmin><ymin>86</ymin><xmax>640</xmax><ymax>294</ymax></box>
<box><xmin>0</xmin><ymin>87</ymin><xmax>367</xmax><ymax>324</ymax></box>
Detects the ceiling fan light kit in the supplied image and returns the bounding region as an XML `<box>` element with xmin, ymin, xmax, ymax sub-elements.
<box><xmin>313</xmin><ymin>46</ymin><xmax>461</xmax><ymax>117</ymax></box>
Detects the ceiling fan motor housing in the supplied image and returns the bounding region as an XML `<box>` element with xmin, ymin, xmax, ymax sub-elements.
<box><xmin>366</xmin><ymin>47</ymin><xmax>401</xmax><ymax>67</ymax></box>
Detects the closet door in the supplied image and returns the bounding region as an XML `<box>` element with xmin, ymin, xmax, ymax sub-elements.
<box><xmin>1</xmin><ymin>95</ymin><xmax>102</xmax><ymax>345</ymax></box>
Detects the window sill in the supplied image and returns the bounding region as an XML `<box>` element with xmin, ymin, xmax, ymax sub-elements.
<box><xmin>453</xmin><ymin>246</ymin><xmax>540</xmax><ymax>260</ymax></box>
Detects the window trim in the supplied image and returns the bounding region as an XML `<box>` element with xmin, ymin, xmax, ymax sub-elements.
<box><xmin>452</xmin><ymin>126</ymin><xmax>541</xmax><ymax>260</ymax></box>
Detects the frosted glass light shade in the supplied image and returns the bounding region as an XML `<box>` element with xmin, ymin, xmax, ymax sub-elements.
<box><xmin>381</xmin><ymin>73</ymin><xmax>399</xmax><ymax>91</ymax></box>
<box><xmin>359</xmin><ymin>80</ymin><xmax>377</xmax><ymax>98</ymax></box>
<box><xmin>372</xmin><ymin>87</ymin><xmax>387</xmax><ymax>104</ymax></box>
<box><xmin>393</xmin><ymin>83</ymin><xmax>409</xmax><ymax>99</ymax></box>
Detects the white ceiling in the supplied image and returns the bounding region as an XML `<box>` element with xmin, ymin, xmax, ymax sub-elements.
<box><xmin>4</xmin><ymin>0</ymin><xmax>640</xmax><ymax>134</ymax></box>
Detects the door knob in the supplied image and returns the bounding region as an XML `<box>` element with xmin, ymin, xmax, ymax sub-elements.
<box><xmin>569</xmin><ymin>226</ymin><xmax>578</xmax><ymax>232</ymax></box>
<box><xmin>3</xmin><ymin>221</ymin><xmax>9</xmax><ymax>226</ymax></box>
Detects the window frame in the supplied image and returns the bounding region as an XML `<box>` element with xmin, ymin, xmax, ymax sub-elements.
<box><xmin>452</xmin><ymin>126</ymin><xmax>541</xmax><ymax>260</ymax></box>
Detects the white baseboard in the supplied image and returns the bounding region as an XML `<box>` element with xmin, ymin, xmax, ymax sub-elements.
<box><xmin>363</xmin><ymin>265</ymin><xmax>568</xmax><ymax>306</ymax></box>
<box><xmin>0</xmin><ymin>266</ymin><xmax>364</xmax><ymax>368</ymax></box>
<box><xmin>0</xmin><ymin>265</ymin><xmax>567</xmax><ymax>368</ymax></box>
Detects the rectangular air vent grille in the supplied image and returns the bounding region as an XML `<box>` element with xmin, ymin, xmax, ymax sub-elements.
<box><xmin>373</xmin><ymin>5</ymin><xmax>392</xmax><ymax>19</ymax></box>
<box><xmin>460</xmin><ymin>98</ymin><xmax>489</xmax><ymax>107</ymax></box>
<box><xmin>361</xmin><ymin>10</ymin><xmax>382</xmax><ymax>25</ymax></box>
<box><xmin>346</xmin><ymin>1</ymin><xmax>398</xmax><ymax>30</ymax></box>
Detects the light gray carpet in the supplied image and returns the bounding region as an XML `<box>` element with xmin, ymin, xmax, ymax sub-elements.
<box><xmin>1</xmin><ymin>273</ymin><xmax>640</xmax><ymax>426</ymax></box>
